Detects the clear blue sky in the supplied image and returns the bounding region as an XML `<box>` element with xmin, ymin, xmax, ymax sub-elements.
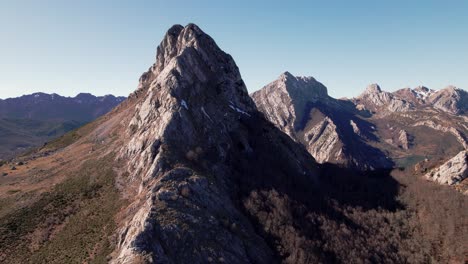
<box><xmin>0</xmin><ymin>0</ymin><xmax>467</xmax><ymax>99</ymax></box>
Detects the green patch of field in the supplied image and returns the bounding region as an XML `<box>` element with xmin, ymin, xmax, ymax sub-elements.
<box><xmin>0</xmin><ymin>118</ymin><xmax>84</xmax><ymax>159</ymax></box>
<box><xmin>393</xmin><ymin>155</ymin><xmax>426</xmax><ymax>168</ymax></box>
<box><xmin>0</xmin><ymin>153</ymin><xmax>124</xmax><ymax>264</ymax></box>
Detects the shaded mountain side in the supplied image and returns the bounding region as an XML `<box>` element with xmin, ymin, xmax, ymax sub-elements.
<box><xmin>252</xmin><ymin>72</ymin><xmax>392</xmax><ymax>170</ymax></box>
<box><xmin>297</xmin><ymin>100</ymin><xmax>393</xmax><ymax>169</ymax></box>
<box><xmin>0</xmin><ymin>23</ymin><xmax>466</xmax><ymax>264</ymax></box>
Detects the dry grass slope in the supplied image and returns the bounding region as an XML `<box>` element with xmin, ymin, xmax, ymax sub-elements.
<box><xmin>0</xmin><ymin>153</ymin><xmax>124</xmax><ymax>264</ymax></box>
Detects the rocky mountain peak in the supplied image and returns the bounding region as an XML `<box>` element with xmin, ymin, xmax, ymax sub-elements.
<box><xmin>136</xmin><ymin>24</ymin><xmax>253</xmax><ymax>111</ymax></box>
<box><xmin>115</xmin><ymin>24</ymin><xmax>319</xmax><ymax>263</ymax></box>
<box><xmin>279</xmin><ymin>71</ymin><xmax>294</xmax><ymax>80</ymax></box>
<box><xmin>251</xmin><ymin>72</ymin><xmax>329</xmax><ymax>137</ymax></box>
<box><xmin>262</xmin><ymin>71</ymin><xmax>329</xmax><ymax>99</ymax></box>
<box><xmin>428</xmin><ymin>85</ymin><xmax>467</xmax><ymax>114</ymax></box>
<box><xmin>364</xmin><ymin>83</ymin><xmax>382</xmax><ymax>94</ymax></box>
<box><xmin>414</xmin><ymin>85</ymin><xmax>430</xmax><ymax>92</ymax></box>
<box><xmin>281</xmin><ymin>72</ymin><xmax>328</xmax><ymax>98</ymax></box>
<box><xmin>354</xmin><ymin>84</ymin><xmax>412</xmax><ymax>114</ymax></box>
<box><xmin>412</xmin><ymin>86</ymin><xmax>434</xmax><ymax>99</ymax></box>
<box><xmin>443</xmin><ymin>85</ymin><xmax>458</xmax><ymax>92</ymax></box>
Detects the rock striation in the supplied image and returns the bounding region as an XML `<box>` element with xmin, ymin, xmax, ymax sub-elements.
<box><xmin>252</xmin><ymin>73</ymin><xmax>393</xmax><ymax>170</ymax></box>
<box><xmin>353</xmin><ymin>84</ymin><xmax>412</xmax><ymax>114</ymax></box>
<box><xmin>398</xmin><ymin>130</ymin><xmax>410</xmax><ymax>150</ymax></box>
<box><xmin>250</xmin><ymin>72</ymin><xmax>329</xmax><ymax>137</ymax></box>
<box><xmin>427</xmin><ymin>86</ymin><xmax>468</xmax><ymax>115</ymax></box>
<box><xmin>425</xmin><ymin>150</ymin><xmax>468</xmax><ymax>185</ymax></box>
<box><xmin>113</xmin><ymin>24</ymin><xmax>322</xmax><ymax>263</ymax></box>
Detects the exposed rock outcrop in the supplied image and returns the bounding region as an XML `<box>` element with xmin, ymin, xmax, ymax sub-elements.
<box><xmin>250</xmin><ymin>72</ymin><xmax>329</xmax><ymax>137</ymax></box>
<box><xmin>350</xmin><ymin>120</ymin><xmax>361</xmax><ymax>135</ymax></box>
<box><xmin>352</xmin><ymin>84</ymin><xmax>467</xmax><ymax>116</ymax></box>
<box><xmin>353</xmin><ymin>84</ymin><xmax>412</xmax><ymax>114</ymax></box>
<box><xmin>252</xmin><ymin>74</ymin><xmax>393</xmax><ymax>170</ymax></box>
<box><xmin>113</xmin><ymin>24</ymin><xmax>322</xmax><ymax>263</ymax></box>
<box><xmin>427</xmin><ymin>86</ymin><xmax>468</xmax><ymax>115</ymax></box>
<box><xmin>398</xmin><ymin>130</ymin><xmax>410</xmax><ymax>150</ymax></box>
<box><xmin>304</xmin><ymin>117</ymin><xmax>343</xmax><ymax>163</ymax></box>
<box><xmin>393</xmin><ymin>86</ymin><xmax>434</xmax><ymax>105</ymax></box>
<box><xmin>425</xmin><ymin>151</ymin><xmax>468</xmax><ymax>185</ymax></box>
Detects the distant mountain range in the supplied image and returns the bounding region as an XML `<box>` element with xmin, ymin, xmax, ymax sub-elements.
<box><xmin>0</xmin><ymin>93</ymin><xmax>125</xmax><ymax>159</ymax></box>
<box><xmin>0</xmin><ymin>92</ymin><xmax>125</xmax><ymax>122</ymax></box>
<box><xmin>253</xmin><ymin>72</ymin><xmax>467</xmax><ymax>190</ymax></box>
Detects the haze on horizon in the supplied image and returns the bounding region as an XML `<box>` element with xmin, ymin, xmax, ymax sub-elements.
<box><xmin>0</xmin><ymin>0</ymin><xmax>467</xmax><ymax>99</ymax></box>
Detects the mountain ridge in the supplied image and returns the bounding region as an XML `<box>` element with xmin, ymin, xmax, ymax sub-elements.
<box><xmin>0</xmin><ymin>92</ymin><xmax>125</xmax><ymax>122</ymax></box>
<box><xmin>0</xmin><ymin>24</ymin><xmax>466</xmax><ymax>264</ymax></box>
<box><xmin>252</xmin><ymin>72</ymin><xmax>393</xmax><ymax>170</ymax></box>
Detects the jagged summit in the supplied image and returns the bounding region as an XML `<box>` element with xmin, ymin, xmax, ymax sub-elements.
<box><xmin>353</xmin><ymin>83</ymin><xmax>467</xmax><ymax>115</ymax></box>
<box><xmin>251</xmin><ymin>71</ymin><xmax>329</xmax><ymax>135</ymax></box>
<box><xmin>276</xmin><ymin>71</ymin><xmax>328</xmax><ymax>98</ymax></box>
<box><xmin>113</xmin><ymin>24</ymin><xmax>321</xmax><ymax>263</ymax></box>
<box><xmin>364</xmin><ymin>83</ymin><xmax>382</xmax><ymax>94</ymax></box>
<box><xmin>2</xmin><ymin>23</ymin><xmax>466</xmax><ymax>264</ymax></box>
<box><xmin>428</xmin><ymin>85</ymin><xmax>467</xmax><ymax>114</ymax></box>
<box><xmin>252</xmin><ymin>73</ymin><xmax>393</xmax><ymax>170</ymax></box>
<box><xmin>279</xmin><ymin>71</ymin><xmax>294</xmax><ymax>79</ymax></box>
<box><xmin>135</xmin><ymin>24</ymin><xmax>254</xmax><ymax>113</ymax></box>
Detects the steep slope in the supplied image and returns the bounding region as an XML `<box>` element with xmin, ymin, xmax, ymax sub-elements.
<box><xmin>0</xmin><ymin>24</ymin><xmax>466</xmax><ymax>264</ymax></box>
<box><xmin>427</xmin><ymin>86</ymin><xmax>468</xmax><ymax>115</ymax></box>
<box><xmin>1</xmin><ymin>24</ymin><xmax>324</xmax><ymax>263</ymax></box>
<box><xmin>112</xmin><ymin>24</ymin><xmax>324</xmax><ymax>263</ymax></box>
<box><xmin>0</xmin><ymin>93</ymin><xmax>125</xmax><ymax>159</ymax></box>
<box><xmin>252</xmin><ymin>73</ymin><xmax>392</xmax><ymax>170</ymax></box>
<box><xmin>425</xmin><ymin>150</ymin><xmax>468</xmax><ymax>187</ymax></box>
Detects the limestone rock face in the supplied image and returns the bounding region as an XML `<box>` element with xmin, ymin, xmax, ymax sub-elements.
<box><xmin>398</xmin><ymin>130</ymin><xmax>410</xmax><ymax>150</ymax></box>
<box><xmin>113</xmin><ymin>24</ymin><xmax>321</xmax><ymax>263</ymax></box>
<box><xmin>425</xmin><ymin>151</ymin><xmax>468</xmax><ymax>185</ymax></box>
<box><xmin>252</xmin><ymin>74</ymin><xmax>393</xmax><ymax>170</ymax></box>
<box><xmin>393</xmin><ymin>86</ymin><xmax>434</xmax><ymax>106</ymax></box>
<box><xmin>251</xmin><ymin>72</ymin><xmax>329</xmax><ymax>137</ymax></box>
<box><xmin>353</xmin><ymin>84</ymin><xmax>412</xmax><ymax>114</ymax></box>
<box><xmin>427</xmin><ymin>86</ymin><xmax>468</xmax><ymax>115</ymax></box>
<box><xmin>352</xmin><ymin>84</ymin><xmax>467</xmax><ymax>116</ymax></box>
<box><xmin>304</xmin><ymin>117</ymin><xmax>343</xmax><ymax>163</ymax></box>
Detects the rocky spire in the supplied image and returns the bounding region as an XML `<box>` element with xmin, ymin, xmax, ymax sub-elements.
<box><xmin>114</xmin><ymin>24</ymin><xmax>319</xmax><ymax>263</ymax></box>
<box><xmin>364</xmin><ymin>83</ymin><xmax>382</xmax><ymax>94</ymax></box>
